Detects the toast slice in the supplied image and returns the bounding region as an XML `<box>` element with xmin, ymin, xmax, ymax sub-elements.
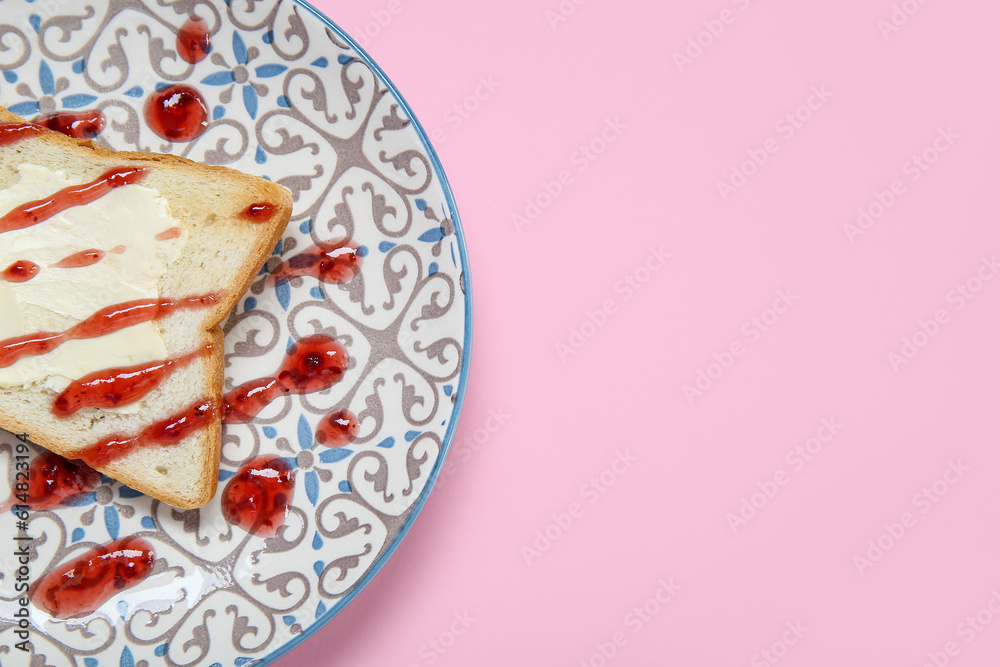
<box><xmin>0</xmin><ymin>106</ymin><xmax>291</xmax><ymax>508</ymax></box>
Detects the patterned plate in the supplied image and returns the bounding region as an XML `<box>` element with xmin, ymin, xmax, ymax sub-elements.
<box><xmin>0</xmin><ymin>1</ymin><xmax>470</xmax><ymax>665</ymax></box>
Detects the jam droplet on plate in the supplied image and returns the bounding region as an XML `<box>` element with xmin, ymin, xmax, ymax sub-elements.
<box><xmin>155</xmin><ymin>226</ymin><xmax>182</xmax><ymax>241</ymax></box>
<box><xmin>52</xmin><ymin>248</ymin><xmax>105</xmax><ymax>269</ymax></box>
<box><xmin>224</xmin><ymin>334</ymin><xmax>349</xmax><ymax>424</ymax></box>
<box><xmin>0</xmin><ymin>452</ymin><xmax>99</xmax><ymax>510</ymax></box>
<box><xmin>30</xmin><ymin>537</ymin><xmax>155</xmax><ymax>619</ymax></box>
<box><xmin>315</xmin><ymin>409</ymin><xmax>359</xmax><ymax>448</ymax></box>
<box><xmin>176</xmin><ymin>17</ymin><xmax>211</xmax><ymax>64</ymax></box>
<box><xmin>2</xmin><ymin>259</ymin><xmax>39</xmax><ymax>283</ymax></box>
<box><xmin>145</xmin><ymin>84</ymin><xmax>209</xmax><ymax>142</ymax></box>
<box><xmin>221</xmin><ymin>455</ymin><xmax>295</xmax><ymax>537</ymax></box>
<box><xmin>270</xmin><ymin>240</ymin><xmax>363</xmax><ymax>287</ymax></box>
<box><xmin>34</xmin><ymin>110</ymin><xmax>107</xmax><ymax>139</ymax></box>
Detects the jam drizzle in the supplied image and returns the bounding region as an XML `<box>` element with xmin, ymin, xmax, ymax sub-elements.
<box><xmin>53</xmin><ymin>346</ymin><xmax>212</xmax><ymax>417</ymax></box>
<box><xmin>0</xmin><ymin>166</ymin><xmax>149</xmax><ymax>235</ymax></box>
<box><xmin>221</xmin><ymin>455</ymin><xmax>295</xmax><ymax>537</ymax></box>
<box><xmin>2</xmin><ymin>259</ymin><xmax>39</xmax><ymax>283</ymax></box>
<box><xmin>176</xmin><ymin>17</ymin><xmax>211</xmax><ymax>64</ymax></box>
<box><xmin>0</xmin><ymin>122</ymin><xmax>44</xmax><ymax>146</ymax></box>
<box><xmin>316</xmin><ymin>409</ymin><xmax>359</xmax><ymax>448</ymax></box>
<box><xmin>270</xmin><ymin>240</ymin><xmax>362</xmax><ymax>287</ymax></box>
<box><xmin>0</xmin><ymin>294</ymin><xmax>218</xmax><ymax>369</ymax></box>
<box><xmin>77</xmin><ymin>398</ymin><xmax>218</xmax><ymax>467</ymax></box>
<box><xmin>0</xmin><ymin>452</ymin><xmax>100</xmax><ymax>511</ymax></box>
<box><xmin>52</xmin><ymin>248</ymin><xmax>105</xmax><ymax>269</ymax></box>
<box><xmin>30</xmin><ymin>537</ymin><xmax>155</xmax><ymax>619</ymax></box>
<box><xmin>34</xmin><ymin>110</ymin><xmax>107</xmax><ymax>140</ymax></box>
<box><xmin>223</xmin><ymin>334</ymin><xmax>349</xmax><ymax>424</ymax></box>
<box><xmin>145</xmin><ymin>84</ymin><xmax>209</xmax><ymax>142</ymax></box>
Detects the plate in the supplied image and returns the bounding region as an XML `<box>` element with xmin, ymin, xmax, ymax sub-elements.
<box><xmin>0</xmin><ymin>1</ymin><xmax>470</xmax><ymax>665</ymax></box>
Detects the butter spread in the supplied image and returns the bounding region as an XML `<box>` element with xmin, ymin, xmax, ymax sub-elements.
<box><xmin>0</xmin><ymin>164</ymin><xmax>186</xmax><ymax>404</ymax></box>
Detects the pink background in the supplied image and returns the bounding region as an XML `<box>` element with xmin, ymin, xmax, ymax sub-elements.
<box><xmin>278</xmin><ymin>1</ymin><xmax>1000</xmax><ymax>665</ymax></box>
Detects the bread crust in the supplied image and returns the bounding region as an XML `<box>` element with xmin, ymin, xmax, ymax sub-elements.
<box><xmin>0</xmin><ymin>106</ymin><xmax>292</xmax><ymax>508</ymax></box>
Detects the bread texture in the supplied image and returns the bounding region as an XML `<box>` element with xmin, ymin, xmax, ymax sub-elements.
<box><xmin>0</xmin><ymin>106</ymin><xmax>291</xmax><ymax>508</ymax></box>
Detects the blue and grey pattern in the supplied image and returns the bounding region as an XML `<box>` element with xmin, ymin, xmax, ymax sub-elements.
<box><xmin>0</xmin><ymin>1</ymin><xmax>469</xmax><ymax>665</ymax></box>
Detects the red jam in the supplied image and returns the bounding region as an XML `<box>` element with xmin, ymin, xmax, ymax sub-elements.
<box><xmin>241</xmin><ymin>202</ymin><xmax>278</xmax><ymax>222</ymax></box>
<box><xmin>144</xmin><ymin>85</ymin><xmax>209</xmax><ymax>142</ymax></box>
<box><xmin>0</xmin><ymin>294</ymin><xmax>218</xmax><ymax>369</ymax></box>
<box><xmin>52</xmin><ymin>249</ymin><xmax>105</xmax><ymax>269</ymax></box>
<box><xmin>53</xmin><ymin>346</ymin><xmax>212</xmax><ymax>417</ymax></box>
<box><xmin>176</xmin><ymin>17</ymin><xmax>211</xmax><ymax>64</ymax></box>
<box><xmin>270</xmin><ymin>240</ymin><xmax>362</xmax><ymax>286</ymax></box>
<box><xmin>223</xmin><ymin>334</ymin><xmax>349</xmax><ymax>424</ymax></box>
<box><xmin>30</xmin><ymin>537</ymin><xmax>155</xmax><ymax>619</ymax></box>
<box><xmin>5</xmin><ymin>452</ymin><xmax>100</xmax><ymax>510</ymax></box>
<box><xmin>77</xmin><ymin>398</ymin><xmax>218</xmax><ymax>467</ymax></box>
<box><xmin>315</xmin><ymin>409</ymin><xmax>359</xmax><ymax>448</ymax></box>
<box><xmin>0</xmin><ymin>166</ymin><xmax>148</xmax><ymax>234</ymax></box>
<box><xmin>34</xmin><ymin>110</ymin><xmax>107</xmax><ymax>139</ymax></box>
<box><xmin>155</xmin><ymin>227</ymin><xmax>182</xmax><ymax>240</ymax></box>
<box><xmin>1</xmin><ymin>260</ymin><xmax>39</xmax><ymax>282</ymax></box>
<box><xmin>221</xmin><ymin>455</ymin><xmax>295</xmax><ymax>537</ymax></box>
<box><xmin>0</xmin><ymin>122</ymin><xmax>43</xmax><ymax>146</ymax></box>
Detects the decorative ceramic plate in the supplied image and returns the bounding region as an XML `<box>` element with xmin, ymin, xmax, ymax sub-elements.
<box><xmin>0</xmin><ymin>1</ymin><xmax>470</xmax><ymax>665</ymax></box>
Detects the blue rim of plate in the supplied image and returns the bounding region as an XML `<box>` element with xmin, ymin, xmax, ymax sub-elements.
<box><xmin>253</xmin><ymin>1</ymin><xmax>473</xmax><ymax>664</ymax></box>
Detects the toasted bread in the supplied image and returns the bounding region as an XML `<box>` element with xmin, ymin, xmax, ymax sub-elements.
<box><xmin>0</xmin><ymin>106</ymin><xmax>291</xmax><ymax>508</ymax></box>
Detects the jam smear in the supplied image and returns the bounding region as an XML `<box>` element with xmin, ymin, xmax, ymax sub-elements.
<box><xmin>176</xmin><ymin>17</ymin><xmax>211</xmax><ymax>64</ymax></box>
<box><xmin>270</xmin><ymin>240</ymin><xmax>362</xmax><ymax>287</ymax></box>
<box><xmin>52</xmin><ymin>248</ymin><xmax>105</xmax><ymax>269</ymax></box>
<box><xmin>111</xmin><ymin>245</ymin><xmax>127</xmax><ymax>254</ymax></box>
<box><xmin>241</xmin><ymin>202</ymin><xmax>277</xmax><ymax>222</ymax></box>
<box><xmin>30</xmin><ymin>537</ymin><xmax>155</xmax><ymax>619</ymax></box>
<box><xmin>0</xmin><ymin>122</ymin><xmax>44</xmax><ymax>146</ymax></box>
<box><xmin>77</xmin><ymin>398</ymin><xmax>218</xmax><ymax>467</ymax></box>
<box><xmin>221</xmin><ymin>455</ymin><xmax>295</xmax><ymax>537</ymax></box>
<box><xmin>0</xmin><ymin>294</ymin><xmax>218</xmax><ymax>369</ymax></box>
<box><xmin>316</xmin><ymin>409</ymin><xmax>359</xmax><ymax>448</ymax></box>
<box><xmin>223</xmin><ymin>334</ymin><xmax>349</xmax><ymax>424</ymax></box>
<box><xmin>2</xmin><ymin>260</ymin><xmax>39</xmax><ymax>283</ymax></box>
<box><xmin>0</xmin><ymin>166</ymin><xmax>149</xmax><ymax>235</ymax></box>
<box><xmin>145</xmin><ymin>84</ymin><xmax>209</xmax><ymax>142</ymax></box>
<box><xmin>155</xmin><ymin>226</ymin><xmax>181</xmax><ymax>241</ymax></box>
<box><xmin>53</xmin><ymin>346</ymin><xmax>212</xmax><ymax>417</ymax></box>
<box><xmin>34</xmin><ymin>110</ymin><xmax>106</xmax><ymax>140</ymax></box>
<box><xmin>1</xmin><ymin>452</ymin><xmax>101</xmax><ymax>510</ymax></box>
